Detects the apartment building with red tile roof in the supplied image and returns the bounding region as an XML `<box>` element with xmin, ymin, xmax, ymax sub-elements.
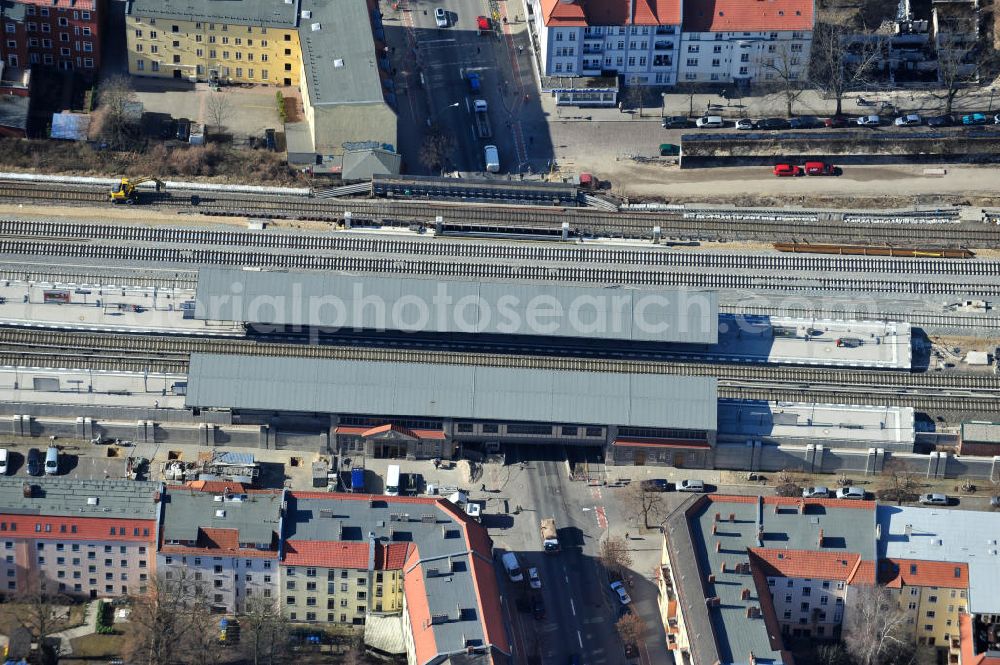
<box><xmin>0</xmin><ymin>477</ymin><xmax>161</xmax><ymax>599</ymax></box>
<box><xmin>286</xmin><ymin>492</ymin><xmax>510</xmax><ymax>665</ymax></box>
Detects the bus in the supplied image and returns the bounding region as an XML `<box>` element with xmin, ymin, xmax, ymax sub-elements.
<box><xmin>385</xmin><ymin>465</ymin><xmax>400</xmax><ymax>496</ymax></box>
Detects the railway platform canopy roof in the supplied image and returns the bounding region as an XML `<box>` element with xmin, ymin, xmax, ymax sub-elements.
<box><xmin>193</xmin><ymin>267</ymin><xmax>719</xmax><ymax>345</ymax></box>
<box><xmin>185</xmin><ymin>354</ymin><xmax>718</xmax><ymax>432</ymax></box>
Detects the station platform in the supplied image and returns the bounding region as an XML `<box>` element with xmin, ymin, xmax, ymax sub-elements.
<box><xmin>695</xmin><ymin>315</ymin><xmax>912</xmax><ymax>370</ymax></box>
<box><xmin>0</xmin><ymin>368</ymin><xmax>186</xmax><ymax>410</ymax></box>
<box><xmin>0</xmin><ymin>280</ymin><xmax>242</xmax><ymax>335</ymax></box>
<box><xmin>717</xmin><ymin>399</ymin><xmax>916</xmax><ymax>450</ymax></box>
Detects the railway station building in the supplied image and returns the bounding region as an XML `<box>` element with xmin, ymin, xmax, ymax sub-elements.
<box><xmin>185</xmin><ymin>354</ymin><xmax>720</xmax><ymax>468</ymax></box>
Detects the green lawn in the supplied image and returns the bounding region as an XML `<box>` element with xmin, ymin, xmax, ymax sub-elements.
<box><xmin>69</xmin><ymin>632</ymin><xmax>125</xmax><ymax>658</ymax></box>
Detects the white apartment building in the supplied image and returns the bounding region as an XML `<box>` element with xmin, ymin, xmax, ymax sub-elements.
<box><xmin>532</xmin><ymin>0</ymin><xmax>815</xmax><ymax>87</ymax></box>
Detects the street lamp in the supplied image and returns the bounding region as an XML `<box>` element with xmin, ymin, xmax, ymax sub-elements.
<box><xmin>660</xmin><ymin>92</ymin><xmax>666</xmax><ymax>118</ymax></box>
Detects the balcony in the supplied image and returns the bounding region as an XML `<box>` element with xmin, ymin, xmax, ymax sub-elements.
<box><xmin>655</xmin><ymin>26</ymin><xmax>676</xmax><ymax>35</ymax></box>
<box><xmin>582</xmin><ymin>46</ymin><xmax>603</xmax><ymax>54</ymax></box>
<box><xmin>653</xmin><ymin>41</ymin><xmax>674</xmax><ymax>51</ymax></box>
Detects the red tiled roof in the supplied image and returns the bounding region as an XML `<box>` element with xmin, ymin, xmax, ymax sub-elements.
<box><xmin>160</xmin><ymin>526</ymin><xmax>278</xmax><ymax>558</ymax></box>
<box><xmin>183</xmin><ymin>480</ymin><xmax>246</xmax><ymax>494</ymax></box>
<box><xmin>403</xmin><ymin>546</ymin><xmax>438</xmax><ymax>663</ymax></box>
<box><xmin>960</xmin><ymin>612</ymin><xmax>1000</xmax><ymax>665</ymax></box>
<box><xmin>282</xmin><ymin>540</ymin><xmax>414</xmax><ymax>569</ymax></box>
<box><xmin>21</xmin><ymin>0</ymin><xmax>96</xmax><ymax>9</ymax></box>
<box><xmin>360</xmin><ymin>424</ymin><xmax>447</xmax><ymax>440</ymax></box>
<box><xmin>880</xmin><ymin>558</ymin><xmax>969</xmax><ymax>589</ymax></box>
<box><xmin>0</xmin><ymin>514</ymin><xmax>155</xmax><ymax>542</ymax></box>
<box><xmin>751</xmin><ymin>549</ymin><xmax>876</xmax><ymax>585</ymax></box>
<box><xmin>539</xmin><ymin>0</ymin><xmax>681</xmax><ymax>27</ymax></box>
<box><xmin>747</xmin><ymin>551</ymin><xmax>794</xmax><ymax>659</ymax></box>
<box><xmin>334</xmin><ymin>426</ymin><xmax>369</xmax><ymax>435</ymax></box>
<box><xmin>382</xmin><ymin>543</ymin><xmax>412</xmax><ymax>569</ymax></box>
<box><xmin>613</xmin><ymin>438</ymin><xmax>711</xmax><ymax>449</ymax></box>
<box><xmin>683</xmin><ymin>0</ymin><xmax>814</xmax><ymax>33</ymax></box>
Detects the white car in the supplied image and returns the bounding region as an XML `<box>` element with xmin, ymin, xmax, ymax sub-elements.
<box><xmin>919</xmin><ymin>493</ymin><xmax>949</xmax><ymax>506</ymax></box>
<box><xmin>856</xmin><ymin>115</ymin><xmax>880</xmax><ymax>126</ymax></box>
<box><xmin>695</xmin><ymin>115</ymin><xmax>724</xmax><ymax>128</ymax></box>
<box><xmin>836</xmin><ymin>486</ymin><xmax>866</xmax><ymax>500</ymax></box>
<box><xmin>434</xmin><ymin>7</ymin><xmax>448</xmax><ymax>27</ymax></box>
<box><xmin>894</xmin><ymin>114</ymin><xmax>922</xmax><ymax>126</ymax></box>
<box><xmin>735</xmin><ymin>118</ymin><xmax>754</xmax><ymax>130</ymax></box>
<box><xmin>802</xmin><ymin>486</ymin><xmax>830</xmax><ymax>498</ymax></box>
<box><xmin>528</xmin><ymin>567</ymin><xmax>542</xmax><ymax>590</ymax></box>
<box><xmin>677</xmin><ymin>479</ymin><xmax>706</xmax><ymax>493</ymax></box>
<box><xmin>610</xmin><ymin>581</ymin><xmax>631</xmax><ymax>605</ymax></box>
<box><xmin>994</xmin><ymin>113</ymin><xmax>1000</xmax><ymax>125</ymax></box>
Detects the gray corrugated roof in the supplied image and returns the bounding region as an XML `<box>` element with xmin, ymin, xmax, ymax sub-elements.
<box><xmin>0</xmin><ymin>478</ymin><xmax>160</xmax><ymax>519</ymax></box>
<box><xmin>162</xmin><ymin>488</ymin><xmax>281</xmax><ymax>544</ymax></box>
<box><xmin>298</xmin><ymin>0</ymin><xmax>384</xmax><ymax>106</ymax></box>
<box><xmin>961</xmin><ymin>421</ymin><xmax>1000</xmax><ymax>443</ymax></box>
<box><xmin>194</xmin><ymin>267</ymin><xmax>719</xmax><ymax>345</ymax></box>
<box><xmin>877</xmin><ymin>505</ymin><xmax>1000</xmax><ymax>614</ymax></box>
<box><xmin>186</xmin><ymin>354</ymin><xmax>718</xmax><ymax>431</ymax></box>
<box><xmin>286</xmin><ymin>494</ymin><xmax>495</xmax><ymax>658</ymax></box>
<box><xmin>127</xmin><ymin>0</ymin><xmax>298</xmax><ymax>28</ymax></box>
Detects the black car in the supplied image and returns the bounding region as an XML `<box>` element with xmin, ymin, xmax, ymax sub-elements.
<box><xmin>176</xmin><ymin>118</ymin><xmax>191</xmax><ymax>142</ymax></box>
<box><xmin>641</xmin><ymin>479</ymin><xmax>670</xmax><ymax>492</ymax></box>
<box><xmin>26</xmin><ymin>448</ymin><xmax>42</xmax><ymax>476</ymax></box>
<box><xmin>264</xmin><ymin>128</ymin><xmax>277</xmax><ymax>151</ymax></box>
<box><xmin>532</xmin><ymin>597</ymin><xmax>546</xmax><ymax>620</ymax></box>
<box><xmin>515</xmin><ymin>595</ymin><xmax>531</xmax><ymax>614</ymax></box>
<box><xmin>159</xmin><ymin>118</ymin><xmax>177</xmax><ymax>140</ymax></box>
<box><xmin>789</xmin><ymin>115</ymin><xmax>822</xmax><ymax>129</ymax></box>
<box><xmin>927</xmin><ymin>114</ymin><xmax>955</xmax><ymax>127</ymax></box>
<box><xmin>661</xmin><ymin>115</ymin><xmax>691</xmax><ymax>129</ymax></box>
<box><xmin>754</xmin><ymin>117</ymin><xmax>791</xmax><ymax>130</ymax></box>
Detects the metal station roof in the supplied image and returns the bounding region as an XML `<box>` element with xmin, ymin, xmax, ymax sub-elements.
<box><xmin>194</xmin><ymin>267</ymin><xmax>719</xmax><ymax>345</ymax></box>
<box><xmin>186</xmin><ymin>354</ymin><xmax>718</xmax><ymax>431</ymax></box>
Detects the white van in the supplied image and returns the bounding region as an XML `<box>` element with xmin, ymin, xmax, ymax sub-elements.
<box><xmin>0</xmin><ymin>449</ymin><xmax>8</xmax><ymax>475</ymax></box>
<box><xmin>44</xmin><ymin>446</ymin><xmax>59</xmax><ymax>475</ymax></box>
<box><xmin>484</xmin><ymin>145</ymin><xmax>500</xmax><ymax>173</ymax></box>
<box><xmin>385</xmin><ymin>464</ymin><xmax>400</xmax><ymax>497</ymax></box>
<box><xmin>501</xmin><ymin>552</ymin><xmax>523</xmax><ymax>582</ymax></box>
<box><xmin>695</xmin><ymin>115</ymin><xmax>724</xmax><ymax>128</ymax></box>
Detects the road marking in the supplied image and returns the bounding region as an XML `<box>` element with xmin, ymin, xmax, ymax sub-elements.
<box><xmin>591</xmin><ymin>487</ymin><xmax>602</xmax><ymax>500</ymax></box>
<box><xmin>570</xmin><ymin>598</ymin><xmax>576</xmax><ymax>616</ymax></box>
<box><xmin>596</xmin><ymin>506</ymin><xmax>608</xmax><ymax>529</ymax></box>
<box><xmin>577</xmin><ymin>630</ymin><xmax>583</xmax><ymax>648</ymax></box>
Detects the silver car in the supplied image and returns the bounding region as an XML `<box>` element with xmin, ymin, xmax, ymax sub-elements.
<box><xmin>919</xmin><ymin>493</ymin><xmax>948</xmax><ymax>506</ymax></box>
<box><xmin>836</xmin><ymin>486</ymin><xmax>866</xmax><ymax>500</ymax></box>
<box><xmin>677</xmin><ymin>479</ymin><xmax>706</xmax><ymax>493</ymax></box>
<box><xmin>856</xmin><ymin>115</ymin><xmax>881</xmax><ymax>127</ymax></box>
<box><xmin>802</xmin><ymin>486</ymin><xmax>830</xmax><ymax>499</ymax></box>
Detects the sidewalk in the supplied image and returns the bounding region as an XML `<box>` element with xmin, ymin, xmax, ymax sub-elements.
<box><xmin>50</xmin><ymin>601</ymin><xmax>99</xmax><ymax>656</ymax></box>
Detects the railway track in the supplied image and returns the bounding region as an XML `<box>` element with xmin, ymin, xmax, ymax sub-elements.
<box><xmin>0</xmin><ymin>239</ymin><xmax>995</xmax><ymax>295</ymax></box>
<box><xmin>2</xmin><ymin>327</ymin><xmax>998</xmax><ymax>393</ymax></box>
<box><xmin>2</xmin><ymin>220</ymin><xmax>998</xmax><ymax>276</ymax></box>
<box><xmin>2</xmin><ymin>180</ymin><xmax>1000</xmax><ymax>246</ymax></box>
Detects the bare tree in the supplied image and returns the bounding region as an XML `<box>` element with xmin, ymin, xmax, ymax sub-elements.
<box><xmin>123</xmin><ymin>571</ymin><xmax>212</xmax><ymax>665</ymax></box>
<box><xmin>418</xmin><ymin>123</ymin><xmax>456</xmax><ymax>174</ymax></box>
<box><xmin>674</xmin><ymin>83</ymin><xmax>699</xmax><ymax>118</ymax></box>
<box><xmin>879</xmin><ymin>457</ymin><xmax>918</xmax><ymax>504</ymax></box>
<box><xmin>96</xmin><ymin>75</ymin><xmax>140</xmax><ymax>150</ymax></box>
<box><xmin>241</xmin><ymin>596</ymin><xmax>290</xmax><ymax>665</ymax></box>
<box><xmin>809</xmin><ymin>23</ymin><xmax>886</xmax><ymax>115</ymax></box>
<box><xmin>622</xmin><ymin>481</ymin><xmax>666</xmax><ymax>529</ymax></box>
<box><xmin>758</xmin><ymin>42</ymin><xmax>808</xmax><ymax>117</ymax></box>
<box><xmin>13</xmin><ymin>572</ymin><xmax>68</xmax><ymax>665</ymax></box>
<box><xmin>615</xmin><ymin>612</ymin><xmax>646</xmax><ymax>646</ymax></box>
<box><xmin>623</xmin><ymin>85</ymin><xmax>644</xmax><ymax>117</ymax></box>
<box><xmin>599</xmin><ymin>536</ymin><xmax>633</xmax><ymax>577</ymax></box>
<box><xmin>205</xmin><ymin>93</ymin><xmax>232</xmax><ymax>137</ymax></box>
<box><xmin>843</xmin><ymin>584</ymin><xmax>910</xmax><ymax>665</ymax></box>
<box><xmin>935</xmin><ymin>31</ymin><xmax>997</xmax><ymax>114</ymax></box>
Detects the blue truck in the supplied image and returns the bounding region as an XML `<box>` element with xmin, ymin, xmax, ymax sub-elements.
<box><xmin>350</xmin><ymin>467</ymin><xmax>365</xmax><ymax>493</ymax></box>
<box><xmin>466</xmin><ymin>71</ymin><xmax>481</xmax><ymax>93</ymax></box>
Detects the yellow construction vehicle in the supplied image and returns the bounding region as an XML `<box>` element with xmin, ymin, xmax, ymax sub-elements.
<box><xmin>109</xmin><ymin>177</ymin><xmax>164</xmax><ymax>204</ymax></box>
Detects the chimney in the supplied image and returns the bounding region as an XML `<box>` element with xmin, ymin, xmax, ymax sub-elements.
<box><xmin>712</xmin><ymin>523</ymin><xmax>718</xmax><ymax>535</ymax></box>
<box><xmin>818</xmin><ymin>529</ymin><xmax>824</xmax><ymax>548</ymax></box>
<box><xmin>715</xmin><ymin>512</ymin><xmax>721</xmax><ymax>522</ymax></box>
<box><xmin>741</xmin><ymin>588</ymin><xmax>751</xmax><ymax>601</ymax></box>
<box><xmin>368</xmin><ymin>531</ymin><xmax>376</xmax><ymax>572</ymax></box>
<box><xmin>904</xmin><ymin>524</ymin><xmax>913</xmax><ymax>537</ymax></box>
<box><xmin>729</xmin><ymin>513</ymin><xmax>735</xmax><ymax>523</ymax></box>
<box><xmin>773</xmin><ymin>504</ymin><xmax>779</xmax><ymax>514</ymax></box>
<box><xmin>707</xmin><ymin>574</ymin><xmax>716</xmax><ymax>584</ymax></box>
<box><xmin>749</xmin><ymin>651</ymin><xmax>757</xmax><ymax>665</ymax></box>
<box><xmin>716</xmin><ymin>541</ymin><xmax>722</xmax><ymax>553</ymax></box>
<box><xmin>746</xmin><ymin>607</ymin><xmax>754</xmax><ymax>618</ymax></box>
<box><xmin>720</xmin><ymin>562</ymin><xmax>727</xmax><ymax>573</ymax></box>
<box><xmin>798</xmin><ymin>500</ymin><xmax>805</xmax><ymax>514</ymax></box>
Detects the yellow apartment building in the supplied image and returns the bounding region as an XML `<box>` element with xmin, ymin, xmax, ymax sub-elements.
<box><xmin>881</xmin><ymin>558</ymin><xmax>969</xmax><ymax>658</ymax></box>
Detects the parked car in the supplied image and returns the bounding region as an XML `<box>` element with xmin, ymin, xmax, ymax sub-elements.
<box><xmin>919</xmin><ymin>493</ymin><xmax>949</xmax><ymax>506</ymax></box>
<box><xmin>754</xmin><ymin>117</ymin><xmax>790</xmax><ymax>130</ymax></box>
<box><xmin>773</xmin><ymin>164</ymin><xmax>802</xmax><ymax>177</ymax></box>
<box><xmin>26</xmin><ymin>448</ymin><xmax>42</xmax><ymax>476</ymax></box>
<box><xmin>836</xmin><ymin>486</ymin><xmax>866</xmax><ymax>500</ymax></box>
<box><xmin>995</xmin><ymin>113</ymin><xmax>1000</xmax><ymax>125</ymax></box>
<box><xmin>856</xmin><ymin>115</ymin><xmax>881</xmax><ymax>126</ymax></box>
<box><xmin>610</xmin><ymin>581</ymin><xmax>632</xmax><ymax>605</ymax></box>
<box><xmin>662</xmin><ymin>115</ymin><xmax>691</xmax><ymax>129</ymax></box>
<box><xmin>789</xmin><ymin>115</ymin><xmax>822</xmax><ymax>129</ymax></box>
<box><xmin>641</xmin><ymin>479</ymin><xmax>670</xmax><ymax>492</ymax></box>
<box><xmin>677</xmin><ymin>479</ymin><xmax>706</xmax><ymax>492</ymax></box>
<box><xmin>532</xmin><ymin>596</ymin><xmax>546</xmax><ymax>620</ymax></box>
<box><xmin>175</xmin><ymin>118</ymin><xmax>191</xmax><ymax>141</ymax></box>
<box><xmin>264</xmin><ymin>128</ymin><xmax>277</xmax><ymax>151</ymax></box>
<box><xmin>659</xmin><ymin>143</ymin><xmax>680</xmax><ymax>157</ymax></box>
<box><xmin>434</xmin><ymin>7</ymin><xmax>448</xmax><ymax>27</ymax></box>
<box><xmin>528</xmin><ymin>567</ymin><xmax>542</xmax><ymax>590</ymax></box>
<box><xmin>696</xmin><ymin>115</ymin><xmax>724</xmax><ymax>128</ymax></box>
<box><xmin>159</xmin><ymin>118</ymin><xmax>178</xmax><ymax>140</ymax></box>
<box><xmin>927</xmin><ymin>115</ymin><xmax>955</xmax><ymax>127</ymax></box>
<box><xmin>515</xmin><ymin>596</ymin><xmax>531</xmax><ymax>613</ymax></box>
<box><xmin>894</xmin><ymin>114</ymin><xmax>922</xmax><ymax>126</ymax></box>
<box><xmin>735</xmin><ymin>118</ymin><xmax>754</xmax><ymax>130</ymax></box>
<box><xmin>802</xmin><ymin>486</ymin><xmax>830</xmax><ymax>498</ymax></box>
<box><xmin>962</xmin><ymin>113</ymin><xmax>987</xmax><ymax>125</ymax></box>
<box><xmin>804</xmin><ymin>161</ymin><xmax>837</xmax><ymax>176</ymax></box>
<box><xmin>824</xmin><ymin>115</ymin><xmax>850</xmax><ymax>128</ymax></box>
<box><xmin>991</xmin><ymin>496</ymin><xmax>1000</xmax><ymax>508</ymax></box>
<box><xmin>476</xmin><ymin>15</ymin><xmax>490</xmax><ymax>32</ymax></box>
